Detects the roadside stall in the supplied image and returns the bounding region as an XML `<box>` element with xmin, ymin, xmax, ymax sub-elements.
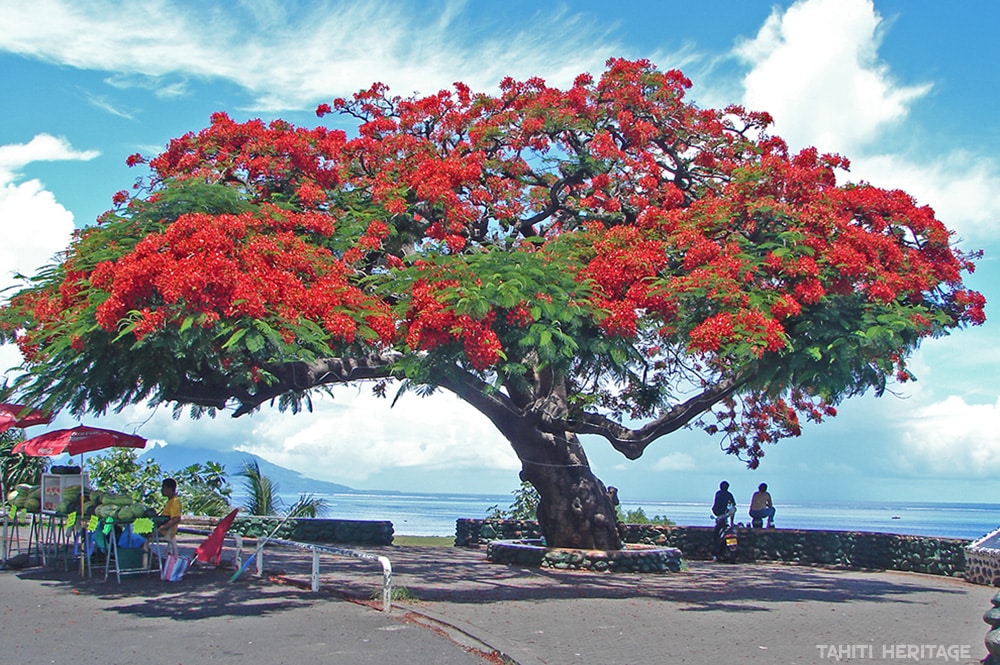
<box><xmin>10</xmin><ymin>425</ymin><xmax>162</xmax><ymax>580</ymax></box>
<box><xmin>6</xmin><ymin>475</ymin><xmax>166</xmax><ymax>580</ymax></box>
<box><xmin>85</xmin><ymin>489</ymin><xmax>167</xmax><ymax>582</ymax></box>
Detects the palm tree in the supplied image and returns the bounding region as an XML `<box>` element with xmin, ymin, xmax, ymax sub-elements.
<box><xmin>173</xmin><ymin>461</ymin><xmax>232</xmax><ymax>516</ymax></box>
<box><xmin>1</xmin><ymin>430</ymin><xmax>48</xmax><ymax>490</ymax></box>
<box><xmin>236</xmin><ymin>457</ymin><xmax>326</xmax><ymax>518</ymax></box>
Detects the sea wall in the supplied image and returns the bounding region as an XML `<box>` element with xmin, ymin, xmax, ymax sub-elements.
<box><xmin>186</xmin><ymin>515</ymin><xmax>394</xmax><ymax>546</ymax></box>
<box><xmin>967</xmin><ymin>543</ymin><xmax>1000</xmax><ymax>587</ymax></box>
<box><xmin>456</xmin><ymin>519</ymin><xmax>969</xmax><ymax>577</ymax></box>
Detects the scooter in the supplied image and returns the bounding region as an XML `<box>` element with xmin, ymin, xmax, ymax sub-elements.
<box><xmin>713</xmin><ymin>504</ymin><xmax>739</xmax><ymax>563</ymax></box>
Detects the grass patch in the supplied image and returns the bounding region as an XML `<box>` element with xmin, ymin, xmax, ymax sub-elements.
<box><xmin>372</xmin><ymin>586</ymin><xmax>419</xmax><ymax>602</ymax></box>
<box><xmin>393</xmin><ymin>535</ymin><xmax>454</xmax><ymax>547</ymax></box>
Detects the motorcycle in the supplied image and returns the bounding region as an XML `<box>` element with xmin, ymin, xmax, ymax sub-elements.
<box><xmin>713</xmin><ymin>504</ymin><xmax>739</xmax><ymax>563</ymax></box>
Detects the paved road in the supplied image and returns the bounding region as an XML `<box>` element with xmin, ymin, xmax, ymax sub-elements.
<box><xmin>0</xmin><ymin>563</ymin><xmax>489</xmax><ymax>664</ymax></box>
<box><xmin>1</xmin><ymin>540</ymin><xmax>994</xmax><ymax>665</ymax></box>
<box><xmin>263</xmin><ymin>544</ymin><xmax>996</xmax><ymax>665</ymax></box>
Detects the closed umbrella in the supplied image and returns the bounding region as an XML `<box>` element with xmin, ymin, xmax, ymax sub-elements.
<box><xmin>13</xmin><ymin>425</ymin><xmax>147</xmax><ymax>573</ymax></box>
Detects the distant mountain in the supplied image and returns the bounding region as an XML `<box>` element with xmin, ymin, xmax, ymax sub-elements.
<box><xmin>140</xmin><ymin>444</ymin><xmax>358</xmax><ymax>496</ymax></box>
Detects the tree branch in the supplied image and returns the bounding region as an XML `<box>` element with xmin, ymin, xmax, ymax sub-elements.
<box><xmin>434</xmin><ymin>369</ymin><xmax>529</xmax><ymax>438</ymax></box>
<box><xmin>160</xmin><ymin>352</ymin><xmax>400</xmax><ymax>417</ymax></box>
<box><xmin>531</xmin><ymin>373</ymin><xmax>750</xmax><ymax>459</ymax></box>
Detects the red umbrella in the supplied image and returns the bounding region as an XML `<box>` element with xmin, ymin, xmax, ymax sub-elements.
<box><xmin>0</xmin><ymin>403</ymin><xmax>53</xmax><ymax>434</ymax></box>
<box><xmin>11</xmin><ymin>425</ymin><xmax>148</xmax><ymax>574</ymax></box>
<box><xmin>12</xmin><ymin>425</ymin><xmax>146</xmax><ymax>457</ymax></box>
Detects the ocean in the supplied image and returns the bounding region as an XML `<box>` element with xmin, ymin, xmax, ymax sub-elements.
<box><xmin>263</xmin><ymin>491</ymin><xmax>1000</xmax><ymax>542</ymax></box>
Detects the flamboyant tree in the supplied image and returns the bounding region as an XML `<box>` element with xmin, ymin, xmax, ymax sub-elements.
<box><xmin>0</xmin><ymin>59</ymin><xmax>985</xmax><ymax>549</ymax></box>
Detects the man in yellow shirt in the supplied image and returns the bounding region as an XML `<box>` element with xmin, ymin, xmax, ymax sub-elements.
<box><xmin>158</xmin><ymin>478</ymin><xmax>182</xmax><ymax>555</ymax></box>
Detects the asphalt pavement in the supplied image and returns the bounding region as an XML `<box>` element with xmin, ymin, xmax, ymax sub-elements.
<box><xmin>1</xmin><ymin>535</ymin><xmax>994</xmax><ymax>665</ymax></box>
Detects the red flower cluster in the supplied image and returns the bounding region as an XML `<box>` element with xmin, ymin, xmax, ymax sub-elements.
<box><xmin>688</xmin><ymin>310</ymin><xmax>786</xmax><ymax>358</ymax></box>
<box><xmin>403</xmin><ymin>278</ymin><xmax>502</xmax><ymax>370</ymax></box>
<box><xmin>87</xmin><ymin>209</ymin><xmax>388</xmax><ymax>347</ymax></box>
<box><xmin>0</xmin><ymin>57</ymin><xmax>985</xmax><ymax>440</ymax></box>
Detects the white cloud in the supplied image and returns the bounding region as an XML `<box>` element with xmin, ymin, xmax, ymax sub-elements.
<box><xmin>651</xmin><ymin>452</ymin><xmax>697</xmax><ymax>472</ymax></box>
<box><xmin>893</xmin><ymin>396</ymin><xmax>1000</xmax><ymax>477</ymax></box>
<box><xmin>0</xmin><ymin>135</ymin><xmax>95</xmax><ymax>374</ymax></box>
<box><xmin>850</xmin><ymin>152</ymin><xmax>1000</xmax><ymax>243</ymax></box>
<box><xmin>0</xmin><ymin>0</ymin><xmax>619</xmax><ymax>111</ymax></box>
<box><xmin>239</xmin><ymin>390</ymin><xmax>519</xmax><ymax>483</ymax></box>
<box><xmin>0</xmin><ymin>179</ymin><xmax>75</xmax><ymax>291</ymax></box>
<box><xmin>80</xmin><ymin>388</ymin><xmax>520</xmax><ymax>486</ymax></box>
<box><xmin>735</xmin><ymin>0</ymin><xmax>929</xmax><ymax>155</ymax></box>
<box><xmin>0</xmin><ymin>134</ymin><xmax>97</xmax><ymax>293</ymax></box>
<box><xmin>0</xmin><ymin>133</ymin><xmax>100</xmax><ymax>183</ymax></box>
<box><xmin>83</xmin><ymin>91</ymin><xmax>135</xmax><ymax>120</ymax></box>
<box><xmin>732</xmin><ymin>0</ymin><xmax>1000</xmax><ymax>246</ymax></box>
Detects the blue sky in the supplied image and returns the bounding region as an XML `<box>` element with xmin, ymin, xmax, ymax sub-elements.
<box><xmin>1</xmin><ymin>0</ymin><xmax>998</xmax><ymax>506</ymax></box>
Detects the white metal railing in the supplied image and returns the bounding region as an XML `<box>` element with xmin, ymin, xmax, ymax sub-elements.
<box><xmin>253</xmin><ymin>537</ymin><xmax>393</xmax><ymax>613</ymax></box>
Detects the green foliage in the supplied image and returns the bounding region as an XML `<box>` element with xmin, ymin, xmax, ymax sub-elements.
<box><xmin>286</xmin><ymin>492</ymin><xmax>328</xmax><ymax>518</ymax></box>
<box><xmin>236</xmin><ymin>456</ymin><xmax>326</xmax><ymax>518</ymax></box>
<box><xmin>617</xmin><ymin>506</ymin><xmax>674</xmax><ymax>526</ymax></box>
<box><xmin>372</xmin><ymin>586</ymin><xmax>418</xmax><ymax>602</ymax></box>
<box><xmin>170</xmin><ymin>461</ymin><xmax>232</xmax><ymax>517</ymax></box>
<box><xmin>0</xmin><ymin>430</ymin><xmax>48</xmax><ymax>490</ymax></box>
<box><xmin>486</xmin><ymin>481</ymin><xmax>540</xmax><ymax>520</ymax></box>
<box><xmin>88</xmin><ymin>448</ymin><xmax>163</xmax><ymax>505</ymax></box>
<box><xmin>237</xmin><ymin>457</ymin><xmax>278</xmax><ymax>516</ymax></box>
<box><xmin>88</xmin><ymin>448</ymin><xmax>232</xmax><ymax>516</ymax></box>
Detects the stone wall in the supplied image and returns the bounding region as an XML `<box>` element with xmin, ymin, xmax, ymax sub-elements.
<box><xmin>457</xmin><ymin>519</ymin><xmax>969</xmax><ymax>578</ymax></box>
<box><xmin>456</xmin><ymin>518</ymin><xmax>541</xmax><ymax>546</ymax></box>
<box><xmin>186</xmin><ymin>515</ymin><xmax>394</xmax><ymax>546</ymax></box>
<box><xmin>486</xmin><ymin>539</ymin><xmax>684</xmax><ymax>573</ymax></box>
<box><xmin>967</xmin><ymin>546</ymin><xmax>1000</xmax><ymax>587</ymax></box>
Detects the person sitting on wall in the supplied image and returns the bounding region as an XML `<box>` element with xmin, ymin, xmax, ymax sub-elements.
<box><xmin>712</xmin><ymin>481</ymin><xmax>736</xmax><ymax>527</ymax></box>
<box><xmin>711</xmin><ymin>481</ymin><xmax>737</xmax><ymax>561</ymax></box>
<box><xmin>749</xmin><ymin>482</ymin><xmax>776</xmax><ymax>529</ymax></box>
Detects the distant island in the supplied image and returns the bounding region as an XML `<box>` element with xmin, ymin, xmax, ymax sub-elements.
<box><xmin>140</xmin><ymin>443</ymin><xmax>365</xmax><ymax>497</ymax></box>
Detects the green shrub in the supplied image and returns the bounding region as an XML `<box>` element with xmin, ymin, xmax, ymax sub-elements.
<box><xmin>618</xmin><ymin>506</ymin><xmax>674</xmax><ymax>526</ymax></box>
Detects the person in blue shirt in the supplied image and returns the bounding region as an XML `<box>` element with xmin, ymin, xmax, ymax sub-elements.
<box><xmin>712</xmin><ymin>481</ymin><xmax>736</xmax><ymax>526</ymax></box>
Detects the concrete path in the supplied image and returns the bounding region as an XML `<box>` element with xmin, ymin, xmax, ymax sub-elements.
<box><xmin>0</xmin><ymin>561</ymin><xmax>488</xmax><ymax>664</ymax></box>
<box><xmin>1</xmin><ymin>538</ymin><xmax>994</xmax><ymax>665</ymax></box>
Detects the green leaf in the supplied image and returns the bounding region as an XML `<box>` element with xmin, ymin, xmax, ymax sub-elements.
<box><xmin>539</xmin><ymin>329</ymin><xmax>552</xmax><ymax>348</ymax></box>
<box><xmin>221</xmin><ymin>328</ymin><xmax>248</xmax><ymax>350</ymax></box>
<box><xmin>244</xmin><ymin>332</ymin><xmax>265</xmax><ymax>354</ymax></box>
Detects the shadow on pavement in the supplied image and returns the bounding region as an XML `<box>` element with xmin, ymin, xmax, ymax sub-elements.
<box><xmin>16</xmin><ymin>563</ymin><xmax>330</xmax><ymax>621</ymax></box>
<box><xmin>265</xmin><ymin>545</ymin><xmax>969</xmax><ymax>613</ymax></box>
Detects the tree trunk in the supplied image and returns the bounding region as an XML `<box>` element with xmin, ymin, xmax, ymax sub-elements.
<box><xmin>511</xmin><ymin>426</ymin><xmax>622</xmax><ymax>550</ymax></box>
<box><xmin>436</xmin><ymin>368</ymin><xmax>622</xmax><ymax>550</ymax></box>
